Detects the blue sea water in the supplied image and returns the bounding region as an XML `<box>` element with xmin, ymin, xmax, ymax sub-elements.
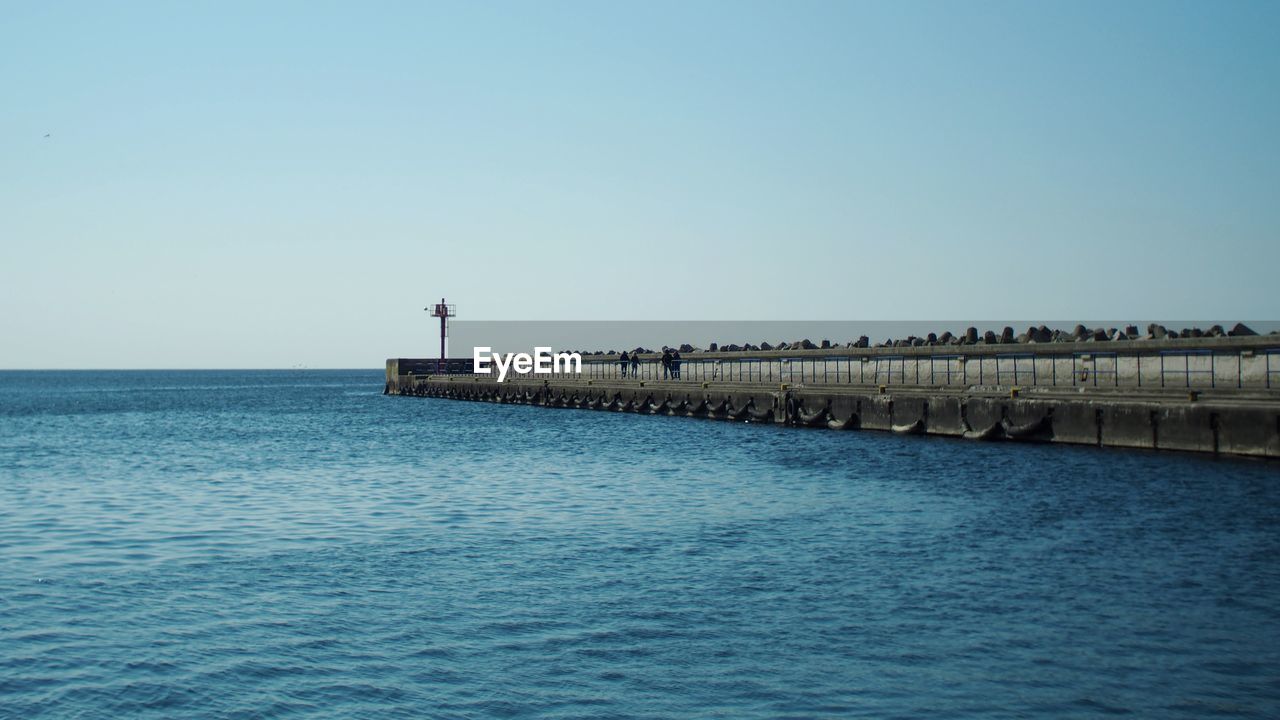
<box><xmin>1</xmin><ymin>370</ymin><xmax>1278</xmax><ymax>719</ymax></box>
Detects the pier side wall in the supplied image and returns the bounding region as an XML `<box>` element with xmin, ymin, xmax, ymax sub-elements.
<box><xmin>386</xmin><ymin>337</ymin><xmax>1280</xmax><ymax>459</ymax></box>
<box><xmin>386</xmin><ymin>375</ymin><xmax>1277</xmax><ymax>459</ymax></box>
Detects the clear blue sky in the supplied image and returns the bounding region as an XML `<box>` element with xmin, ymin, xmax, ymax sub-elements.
<box><xmin>2</xmin><ymin>1</ymin><xmax>1277</xmax><ymax>368</ymax></box>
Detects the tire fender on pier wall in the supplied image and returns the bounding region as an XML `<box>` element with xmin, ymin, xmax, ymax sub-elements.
<box><xmin>826</xmin><ymin>396</ymin><xmax>861</xmax><ymax>431</ymax></box>
<box><xmin>747</xmin><ymin>397</ymin><xmax>775</xmax><ymax>423</ymax></box>
<box><xmin>796</xmin><ymin>399</ymin><xmax>830</xmax><ymax>427</ymax></box>
<box><xmin>392</xmin><ymin>376</ymin><xmax>1279</xmax><ymax>458</ymax></box>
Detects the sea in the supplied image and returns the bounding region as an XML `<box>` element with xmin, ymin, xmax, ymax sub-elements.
<box><xmin>1</xmin><ymin>370</ymin><xmax>1277</xmax><ymax>719</ymax></box>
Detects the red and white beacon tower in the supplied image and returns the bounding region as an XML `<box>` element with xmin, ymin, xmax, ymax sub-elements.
<box><xmin>426</xmin><ymin>298</ymin><xmax>456</xmax><ymax>373</ymax></box>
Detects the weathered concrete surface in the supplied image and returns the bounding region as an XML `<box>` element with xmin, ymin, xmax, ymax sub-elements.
<box><xmin>385</xmin><ymin>368</ymin><xmax>1280</xmax><ymax>459</ymax></box>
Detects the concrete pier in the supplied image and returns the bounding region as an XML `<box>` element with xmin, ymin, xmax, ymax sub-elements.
<box><xmin>386</xmin><ymin>336</ymin><xmax>1280</xmax><ymax>459</ymax></box>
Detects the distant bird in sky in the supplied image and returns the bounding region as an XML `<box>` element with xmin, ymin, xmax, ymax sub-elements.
<box><xmin>43</xmin><ymin>133</ymin><xmax>50</xmax><ymax>138</ymax></box>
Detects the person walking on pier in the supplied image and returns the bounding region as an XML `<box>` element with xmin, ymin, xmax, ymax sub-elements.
<box><xmin>671</xmin><ymin>350</ymin><xmax>682</xmax><ymax>379</ymax></box>
<box><xmin>630</xmin><ymin>352</ymin><xmax>640</xmax><ymax>379</ymax></box>
<box><xmin>619</xmin><ymin>351</ymin><xmax>630</xmax><ymax>378</ymax></box>
<box><xmin>661</xmin><ymin>348</ymin><xmax>673</xmax><ymax>380</ymax></box>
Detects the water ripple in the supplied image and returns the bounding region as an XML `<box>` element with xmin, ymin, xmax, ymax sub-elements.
<box><xmin>1</xmin><ymin>370</ymin><xmax>1278</xmax><ymax>718</ymax></box>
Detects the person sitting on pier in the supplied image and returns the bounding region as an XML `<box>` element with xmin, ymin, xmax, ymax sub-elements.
<box><xmin>661</xmin><ymin>348</ymin><xmax>673</xmax><ymax>380</ymax></box>
<box><xmin>671</xmin><ymin>350</ymin><xmax>682</xmax><ymax>379</ymax></box>
<box><xmin>619</xmin><ymin>351</ymin><xmax>630</xmax><ymax>378</ymax></box>
<box><xmin>630</xmin><ymin>352</ymin><xmax>640</xmax><ymax>379</ymax></box>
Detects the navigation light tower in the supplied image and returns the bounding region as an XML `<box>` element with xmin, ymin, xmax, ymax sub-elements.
<box><xmin>426</xmin><ymin>298</ymin><xmax>455</xmax><ymax>373</ymax></box>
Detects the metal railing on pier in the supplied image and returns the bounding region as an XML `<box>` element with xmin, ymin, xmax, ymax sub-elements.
<box><xmin>462</xmin><ymin>343</ymin><xmax>1280</xmax><ymax>391</ymax></box>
